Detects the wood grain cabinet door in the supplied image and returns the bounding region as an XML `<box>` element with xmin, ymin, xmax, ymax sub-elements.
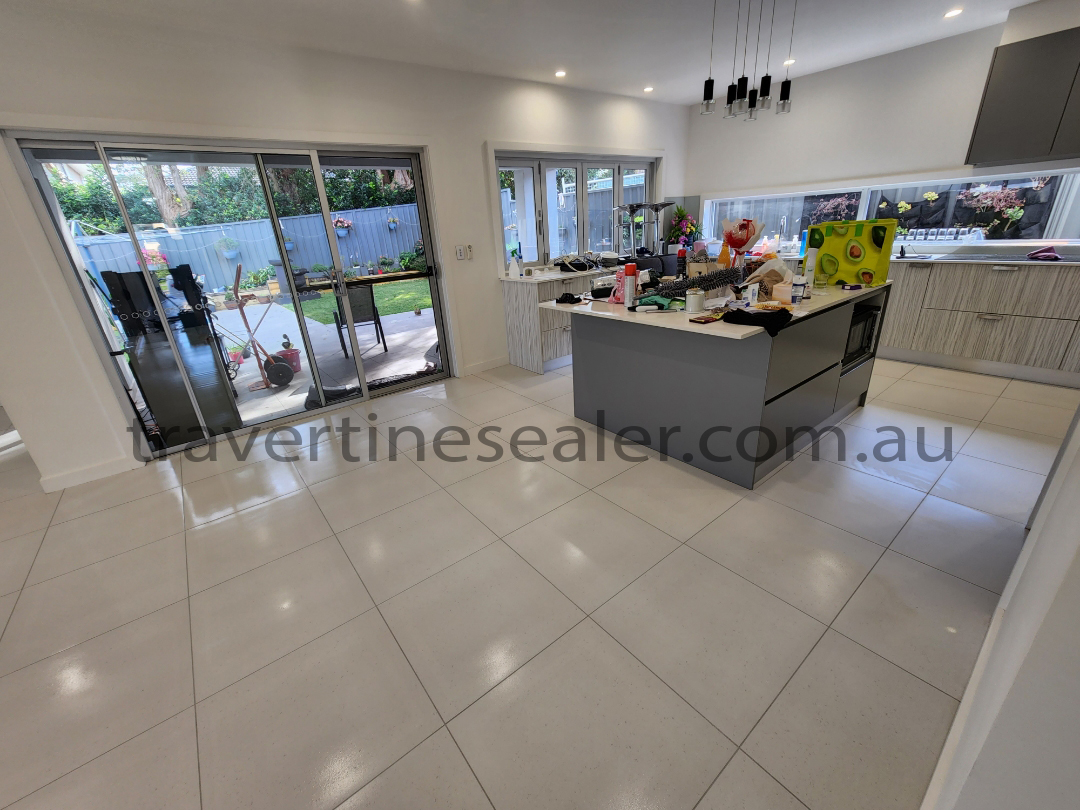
<box><xmin>923</xmin><ymin>263</ymin><xmax>1080</xmax><ymax>319</ymax></box>
<box><xmin>913</xmin><ymin>310</ymin><xmax>1072</xmax><ymax>369</ymax></box>
<box><xmin>879</xmin><ymin>263</ymin><xmax>930</xmax><ymax>350</ymax></box>
<box><xmin>1060</xmin><ymin>325</ymin><xmax>1080</xmax><ymax>373</ymax></box>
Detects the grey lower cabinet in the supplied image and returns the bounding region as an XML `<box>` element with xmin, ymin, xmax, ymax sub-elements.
<box><xmin>878</xmin><ymin>262</ymin><xmax>930</xmax><ymax>350</ymax></box>
<box><xmin>912</xmin><ymin>310</ymin><xmax>1074</xmax><ymax>370</ymax></box>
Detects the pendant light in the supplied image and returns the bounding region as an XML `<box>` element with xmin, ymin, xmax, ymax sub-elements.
<box><xmin>745</xmin><ymin>0</ymin><xmax>764</xmax><ymax>121</ymax></box>
<box><xmin>734</xmin><ymin>0</ymin><xmax>751</xmax><ymax>114</ymax></box>
<box><xmin>777</xmin><ymin>0</ymin><xmax>797</xmax><ymax>114</ymax></box>
<box><xmin>724</xmin><ymin>0</ymin><xmax>741</xmax><ymax>117</ymax></box>
<box><xmin>759</xmin><ymin>0</ymin><xmax>776</xmax><ymax>109</ymax></box>
<box><xmin>701</xmin><ymin>0</ymin><xmax>719</xmax><ymax>114</ymax></box>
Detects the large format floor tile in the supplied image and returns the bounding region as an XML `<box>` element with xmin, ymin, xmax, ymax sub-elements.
<box><xmin>53</xmin><ymin>457</ymin><xmax>180</xmax><ymax>524</ymax></box>
<box><xmin>338</xmin><ymin>489</ymin><xmax>498</xmax><ymax>604</ymax></box>
<box><xmin>528</xmin><ymin>420</ymin><xmax>652</xmax><ymax>488</ymax></box>
<box><xmin>309</xmin><ymin>456</ymin><xmax>440</xmax><ymax>533</ymax></box>
<box><xmin>0</xmin><ymin>603</ymin><xmax>193</xmax><ymax>808</ymax></box>
<box><xmin>381</xmin><ymin>541</ymin><xmax>583</xmax><ymax>718</ymax></box>
<box><xmin>504</xmin><ymin>492</ymin><xmax>679</xmax><ymax>613</ymax></box>
<box><xmin>7</xmin><ymin>708</ymin><xmax>200</xmax><ymax>810</ymax></box>
<box><xmin>190</xmin><ymin>537</ymin><xmax>373</xmax><ymax>700</ymax></box>
<box><xmin>903</xmin><ymin>365</ymin><xmax>1010</xmax><ymax>396</ymax></box>
<box><xmin>757</xmin><ymin>454</ymin><xmax>925</xmax><ymax>546</ymax></box>
<box><xmin>481</xmin><ymin>403</ymin><xmax>578</xmax><ymax>449</ymax></box>
<box><xmin>959</xmin><ymin>423</ymin><xmax>1062</xmax><ymax>475</ymax></box>
<box><xmin>185</xmin><ymin>489</ymin><xmax>333</xmax><ymax>594</ymax></box>
<box><xmin>441</xmin><ymin>386</ymin><xmax>536</xmax><ymax>424</ymax></box>
<box><xmin>744</xmin><ymin>630</ymin><xmax>958</xmax><ymax>810</ymax></box>
<box><xmin>844</xmin><ymin>401</ymin><xmax>979</xmax><ymax>450</ymax></box>
<box><xmin>875</xmin><ymin>379</ymin><xmax>997</xmax><ymax>421</ymax></box>
<box><xmin>28</xmin><ymin>488</ymin><xmax>184</xmax><ymax>586</ymax></box>
<box><xmin>697</xmin><ymin>751</ymin><xmax>805</xmax><ymax>810</ymax></box>
<box><xmin>183</xmin><ymin>458</ymin><xmax>305</xmax><ymax>527</ymax></box>
<box><xmin>337</xmin><ymin>727</ymin><xmax>491</xmax><ymax>810</ymax></box>
<box><xmin>377</xmin><ymin>406</ymin><xmax>476</xmax><ymax>454</ymax></box>
<box><xmin>594</xmin><ymin>546</ymin><xmax>825</xmax><ymax>742</ymax></box>
<box><xmin>891</xmin><ymin>496</ymin><xmax>1026</xmax><ymax>593</ymax></box>
<box><xmin>691</xmin><ymin>495</ymin><xmax>883</xmax><ymax>623</ymax></box>
<box><xmin>445</xmin><ymin>458</ymin><xmax>585</xmax><ymax>537</ymax></box>
<box><xmin>594</xmin><ymin>454</ymin><xmax>744</xmax><ymax>542</ymax></box>
<box><xmin>478</xmin><ymin>365</ymin><xmax>574</xmax><ymax>403</ymax></box>
<box><xmin>0</xmin><ymin>530</ymin><xmax>44</xmax><ymax>596</ymax></box>
<box><xmin>449</xmin><ymin>620</ymin><xmax>735</xmax><ymax>810</ymax></box>
<box><xmin>181</xmin><ymin>435</ymin><xmax>281</xmax><ymax>485</ymax></box>
<box><xmin>417</xmin><ymin>374</ymin><xmax>498</xmax><ymax>403</ymax></box>
<box><xmin>834</xmin><ymin>551</ymin><xmax>997</xmax><ymax>699</ymax></box>
<box><xmin>291</xmin><ymin>428</ymin><xmax>393</xmax><ymax>486</ymax></box>
<box><xmin>0</xmin><ymin>490</ymin><xmax>61</xmax><ymax>544</ymax></box>
<box><xmin>872</xmin><ymin>359</ymin><xmax>917</xmax><ymax>378</ymax></box>
<box><xmin>808</xmin><ymin>422</ymin><xmax>953</xmax><ymax>492</ymax></box>
<box><xmin>0</xmin><ymin>535</ymin><xmax>188</xmax><ymax>676</ymax></box>
<box><xmin>353</xmin><ymin>390</ymin><xmax>440</xmax><ymax>425</ymax></box>
<box><xmin>196</xmin><ymin>612</ymin><xmax>441</xmax><ymax>810</ymax></box>
<box><xmin>402</xmin><ymin>426</ymin><xmax>514</xmax><ymax>487</ymax></box>
<box><xmin>982</xmin><ymin>397</ymin><xmax>1076</xmax><ymax>439</ymax></box>
<box><xmin>999</xmin><ymin>378</ymin><xmax>1080</xmax><ymax>411</ymax></box>
<box><xmin>930</xmin><ymin>454</ymin><xmax>1045</xmax><ymax>524</ymax></box>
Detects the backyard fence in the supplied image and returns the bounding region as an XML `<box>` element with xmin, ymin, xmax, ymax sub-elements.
<box><xmin>73</xmin><ymin>203</ymin><xmax>423</xmax><ymax>291</ymax></box>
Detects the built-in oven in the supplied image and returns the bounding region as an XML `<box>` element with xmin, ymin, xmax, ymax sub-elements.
<box><xmin>842</xmin><ymin>300</ymin><xmax>882</xmax><ymax>369</ymax></box>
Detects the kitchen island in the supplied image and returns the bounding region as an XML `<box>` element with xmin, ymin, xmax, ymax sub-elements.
<box><xmin>542</xmin><ymin>284</ymin><xmax>890</xmax><ymax>488</ymax></box>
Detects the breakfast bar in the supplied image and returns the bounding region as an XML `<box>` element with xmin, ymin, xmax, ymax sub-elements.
<box><xmin>542</xmin><ymin>284</ymin><xmax>891</xmax><ymax>488</ymax></box>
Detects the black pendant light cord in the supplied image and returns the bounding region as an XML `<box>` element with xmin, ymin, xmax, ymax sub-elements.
<box><xmin>708</xmin><ymin>0</ymin><xmax>718</xmax><ymax>77</ymax></box>
<box><xmin>742</xmin><ymin>0</ymin><xmax>751</xmax><ymax>76</ymax></box>
<box><xmin>752</xmin><ymin>0</ymin><xmax>764</xmax><ymax>82</ymax></box>
<box><xmin>765</xmin><ymin>0</ymin><xmax>776</xmax><ymax>73</ymax></box>
<box><xmin>786</xmin><ymin>0</ymin><xmax>798</xmax><ymax>78</ymax></box>
<box><xmin>732</xmin><ymin>0</ymin><xmax>741</xmax><ymax>82</ymax></box>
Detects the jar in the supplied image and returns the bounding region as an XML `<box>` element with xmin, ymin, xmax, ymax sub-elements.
<box><xmin>685</xmin><ymin>288</ymin><xmax>706</xmax><ymax>313</ymax></box>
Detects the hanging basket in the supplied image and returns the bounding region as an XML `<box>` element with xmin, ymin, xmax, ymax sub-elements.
<box><xmin>335</xmin><ymin>228</ymin><xmax>349</xmax><ymax>238</ymax></box>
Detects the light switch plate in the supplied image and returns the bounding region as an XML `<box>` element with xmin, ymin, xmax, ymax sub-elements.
<box><xmin>455</xmin><ymin>245</ymin><xmax>465</xmax><ymax>260</ymax></box>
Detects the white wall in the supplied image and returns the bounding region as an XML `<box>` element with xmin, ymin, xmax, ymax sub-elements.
<box><xmin>1001</xmin><ymin>0</ymin><xmax>1080</xmax><ymax>44</ymax></box>
<box><xmin>683</xmin><ymin>25</ymin><xmax>1005</xmax><ymax>203</ymax></box>
<box><xmin>0</xmin><ymin>3</ymin><xmax>687</xmax><ymax>489</ymax></box>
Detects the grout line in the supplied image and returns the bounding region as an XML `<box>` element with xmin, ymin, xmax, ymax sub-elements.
<box><xmin>0</xmin><ymin>496</ymin><xmax>62</xmax><ymax>648</ymax></box>
<box><xmin>443</xmin><ymin>725</ymin><xmax>499</xmax><ymax>810</ymax></box>
<box><xmin>738</xmin><ymin>749</ymin><xmax>814</xmax><ymax>810</ymax></box>
<box><xmin>181</xmin><ymin>486</ymin><xmax>206</xmax><ymax>810</ymax></box>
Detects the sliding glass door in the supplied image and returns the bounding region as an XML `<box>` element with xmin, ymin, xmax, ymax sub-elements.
<box><xmin>21</xmin><ymin>139</ymin><xmax>448</xmax><ymax>455</ymax></box>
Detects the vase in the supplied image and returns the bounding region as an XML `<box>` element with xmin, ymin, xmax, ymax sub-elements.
<box><xmin>222</xmin><ymin>249</ymin><xmax>240</xmax><ymax>260</ymax></box>
<box><xmin>335</xmin><ymin>228</ymin><xmax>349</xmax><ymax>238</ymax></box>
<box><xmin>388</xmin><ymin>222</ymin><xmax>397</xmax><ymax>230</ymax></box>
<box><xmin>283</xmin><ymin>241</ymin><xmax>295</xmax><ymax>251</ymax></box>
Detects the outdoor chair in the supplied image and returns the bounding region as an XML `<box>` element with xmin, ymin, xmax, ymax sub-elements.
<box><xmin>333</xmin><ymin>284</ymin><xmax>388</xmax><ymax>357</ymax></box>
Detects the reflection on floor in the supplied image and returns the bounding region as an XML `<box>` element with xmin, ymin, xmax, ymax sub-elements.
<box><xmin>212</xmin><ymin>301</ymin><xmax>438</xmax><ymax>425</ymax></box>
<box><xmin>0</xmin><ymin>364</ymin><xmax>1075</xmax><ymax>809</ymax></box>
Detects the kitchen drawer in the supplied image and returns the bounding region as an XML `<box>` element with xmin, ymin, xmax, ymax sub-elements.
<box><xmin>541</xmin><ymin>326</ymin><xmax>573</xmax><ymax>361</ymax></box>
<box><xmin>758</xmin><ymin>364</ymin><xmax>842</xmax><ymax>463</ymax></box>
<box><xmin>538</xmin><ymin>275</ymin><xmax>593</xmax><ymax>302</ymax></box>
<box><xmin>764</xmin><ymin>303</ymin><xmax>850</xmax><ymax>401</ymax></box>
<box><xmin>913</xmin><ymin>309</ymin><xmax>1074</xmax><ymax>369</ymax></box>
<box><xmin>923</xmin><ymin>262</ymin><xmax>1080</xmax><ymax>319</ymax></box>
<box><xmin>879</xmin><ymin>262</ymin><xmax>930</xmax><ymax>350</ymax></box>
<box><xmin>540</xmin><ymin>306</ymin><xmax>572</xmax><ymax>332</ymax></box>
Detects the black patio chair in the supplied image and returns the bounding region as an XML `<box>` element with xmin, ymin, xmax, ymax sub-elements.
<box><xmin>333</xmin><ymin>284</ymin><xmax>388</xmax><ymax>357</ymax></box>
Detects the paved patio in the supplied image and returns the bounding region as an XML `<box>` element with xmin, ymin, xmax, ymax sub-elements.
<box><xmin>210</xmin><ymin>300</ymin><xmax>438</xmax><ymax>425</ymax></box>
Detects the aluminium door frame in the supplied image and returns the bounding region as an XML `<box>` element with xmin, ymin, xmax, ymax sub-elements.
<box><xmin>539</xmin><ymin>159</ymin><xmax>586</xmax><ymax>265</ymax></box>
<box><xmin>582</xmin><ymin>161</ymin><xmax>618</xmax><ymax>254</ymax></box>
<box><xmin>494</xmin><ymin>157</ymin><xmax>545</xmax><ymax>269</ymax></box>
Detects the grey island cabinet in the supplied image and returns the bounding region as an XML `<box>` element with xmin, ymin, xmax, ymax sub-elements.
<box><xmin>542</xmin><ymin>284</ymin><xmax>890</xmax><ymax>489</ymax></box>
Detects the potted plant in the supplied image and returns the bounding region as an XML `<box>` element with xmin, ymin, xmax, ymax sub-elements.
<box><xmin>665</xmin><ymin>206</ymin><xmax>700</xmax><ymax>248</ymax></box>
<box><xmin>333</xmin><ymin>217</ymin><xmax>352</xmax><ymax>238</ymax></box>
<box><xmin>378</xmin><ymin>255</ymin><xmax>394</xmax><ymax>270</ymax></box>
<box><xmin>224</xmin><ymin>291</ymin><xmax>239</xmax><ymax>310</ymax></box>
<box><xmin>216</xmin><ymin>236</ymin><xmax>240</xmax><ymax>260</ymax></box>
<box><xmin>387</xmin><ymin>215</ymin><xmax>399</xmax><ymax>231</ymax></box>
<box><xmin>227</xmin><ymin>345</ymin><xmax>245</xmax><ymax>365</ymax></box>
<box><xmin>281</xmin><ymin>232</ymin><xmax>296</xmax><ymax>252</ymax></box>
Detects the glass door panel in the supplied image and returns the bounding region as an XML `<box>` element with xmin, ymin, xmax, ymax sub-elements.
<box><xmin>543</xmin><ymin>164</ymin><xmax>579</xmax><ymax>259</ymax></box>
<box><xmin>620</xmin><ymin>166</ymin><xmax>648</xmax><ymax>254</ymax></box>
<box><xmin>585</xmin><ymin>166</ymin><xmax>615</xmax><ymax>252</ymax></box>
<box><xmin>497</xmin><ymin>165</ymin><xmax>541</xmax><ymax>266</ymax></box>
<box><xmin>317</xmin><ymin>154</ymin><xmax>448</xmax><ymax>392</ymax></box>
<box><xmin>103</xmin><ymin>148</ymin><xmax>325</xmax><ymax>431</ymax></box>
<box><xmin>260</xmin><ymin>154</ymin><xmax>365</xmax><ymax>407</ymax></box>
<box><xmin>24</xmin><ymin>147</ymin><xmax>207</xmax><ymax>451</ymax></box>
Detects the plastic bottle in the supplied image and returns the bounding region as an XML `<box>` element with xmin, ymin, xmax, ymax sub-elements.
<box><xmin>677</xmin><ymin>249</ymin><xmax>687</xmax><ymax>277</ymax></box>
<box><xmin>791</xmin><ymin>274</ymin><xmax>807</xmax><ymax>305</ymax></box>
<box><xmin>623</xmin><ymin>263</ymin><xmax>638</xmax><ymax>308</ymax></box>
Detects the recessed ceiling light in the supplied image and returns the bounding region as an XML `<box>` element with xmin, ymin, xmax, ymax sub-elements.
<box><xmin>643</xmin><ymin>86</ymin><xmax>654</xmax><ymax>92</ymax></box>
<box><xmin>944</xmin><ymin>8</ymin><xmax>962</xmax><ymax>17</ymax></box>
<box><xmin>555</xmin><ymin>70</ymin><xmax>566</xmax><ymax>77</ymax></box>
<box><xmin>783</xmin><ymin>58</ymin><xmax>795</xmax><ymax>66</ymax></box>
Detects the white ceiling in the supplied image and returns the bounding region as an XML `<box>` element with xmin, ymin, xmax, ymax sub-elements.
<box><xmin>21</xmin><ymin>0</ymin><xmax>1034</xmax><ymax>103</ymax></box>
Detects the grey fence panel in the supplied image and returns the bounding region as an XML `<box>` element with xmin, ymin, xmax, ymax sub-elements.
<box><xmin>75</xmin><ymin>203</ymin><xmax>424</xmax><ymax>292</ymax></box>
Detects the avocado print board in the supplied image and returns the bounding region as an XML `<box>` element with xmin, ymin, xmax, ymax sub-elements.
<box><xmin>807</xmin><ymin>219</ymin><xmax>896</xmax><ymax>286</ymax></box>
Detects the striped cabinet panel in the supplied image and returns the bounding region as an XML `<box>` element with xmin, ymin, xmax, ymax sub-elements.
<box><xmin>879</xmin><ymin>262</ymin><xmax>931</xmax><ymax>350</ymax></box>
<box><xmin>913</xmin><ymin>309</ymin><xmax>1073</xmax><ymax>369</ymax></box>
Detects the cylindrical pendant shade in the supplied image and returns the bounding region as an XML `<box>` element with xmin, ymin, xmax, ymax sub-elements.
<box><xmin>703</xmin><ymin>78</ymin><xmax>715</xmax><ymax>103</ymax></box>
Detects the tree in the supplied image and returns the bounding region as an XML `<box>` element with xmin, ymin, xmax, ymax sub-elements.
<box><xmin>143</xmin><ymin>164</ymin><xmax>193</xmax><ymax>226</ymax></box>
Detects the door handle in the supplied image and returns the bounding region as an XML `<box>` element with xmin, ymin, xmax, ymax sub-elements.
<box><xmin>976</xmin><ymin>314</ymin><xmax>1004</xmax><ymax>321</ymax></box>
<box><xmin>990</xmin><ymin>265</ymin><xmax>1018</xmax><ymax>271</ymax></box>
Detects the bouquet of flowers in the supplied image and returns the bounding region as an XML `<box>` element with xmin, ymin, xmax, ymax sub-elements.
<box><xmin>665</xmin><ymin>206</ymin><xmax>700</xmax><ymax>246</ymax></box>
<box><xmin>332</xmin><ymin>217</ymin><xmax>352</xmax><ymax>229</ymax></box>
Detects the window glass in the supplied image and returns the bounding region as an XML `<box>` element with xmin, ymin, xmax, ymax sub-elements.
<box><xmin>498</xmin><ymin>167</ymin><xmax>539</xmax><ymax>263</ymax></box>
<box><xmin>706</xmin><ymin>190</ymin><xmax>861</xmax><ymax>253</ymax></box>
<box><xmin>586</xmin><ymin>167</ymin><xmax>615</xmax><ymax>252</ymax></box>
<box><xmin>867</xmin><ymin>174</ymin><xmax>1067</xmax><ymax>241</ymax></box>
<box><xmin>620</xmin><ymin>167</ymin><xmax>647</xmax><ymax>252</ymax></box>
<box><xmin>546</xmin><ymin>166</ymin><xmax>579</xmax><ymax>258</ymax></box>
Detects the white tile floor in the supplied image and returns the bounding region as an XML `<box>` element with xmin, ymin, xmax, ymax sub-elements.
<box><xmin>0</xmin><ymin>364</ymin><xmax>1074</xmax><ymax>810</ymax></box>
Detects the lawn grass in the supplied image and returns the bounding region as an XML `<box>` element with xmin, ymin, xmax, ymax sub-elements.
<box><xmin>281</xmin><ymin>278</ymin><xmax>432</xmax><ymax>324</ymax></box>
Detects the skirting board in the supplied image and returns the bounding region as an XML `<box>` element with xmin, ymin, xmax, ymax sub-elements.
<box><xmin>38</xmin><ymin>454</ymin><xmax>144</xmax><ymax>493</ymax></box>
<box><xmin>879</xmin><ymin>348</ymin><xmax>1080</xmax><ymax>389</ymax></box>
<box><xmin>461</xmin><ymin>354</ymin><xmax>511</xmax><ymax>377</ymax></box>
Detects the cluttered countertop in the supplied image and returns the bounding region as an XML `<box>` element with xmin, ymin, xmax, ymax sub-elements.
<box><xmin>540</xmin><ymin>283</ymin><xmax>887</xmax><ymax>340</ymax></box>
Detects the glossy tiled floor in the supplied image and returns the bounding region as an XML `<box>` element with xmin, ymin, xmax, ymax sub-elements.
<box><xmin>0</xmin><ymin>361</ymin><xmax>1075</xmax><ymax>810</ymax></box>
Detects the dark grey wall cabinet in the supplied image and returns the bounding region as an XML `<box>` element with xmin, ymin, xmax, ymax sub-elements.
<box><xmin>967</xmin><ymin>27</ymin><xmax>1080</xmax><ymax>165</ymax></box>
<box><xmin>1051</xmin><ymin>64</ymin><xmax>1080</xmax><ymax>159</ymax></box>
